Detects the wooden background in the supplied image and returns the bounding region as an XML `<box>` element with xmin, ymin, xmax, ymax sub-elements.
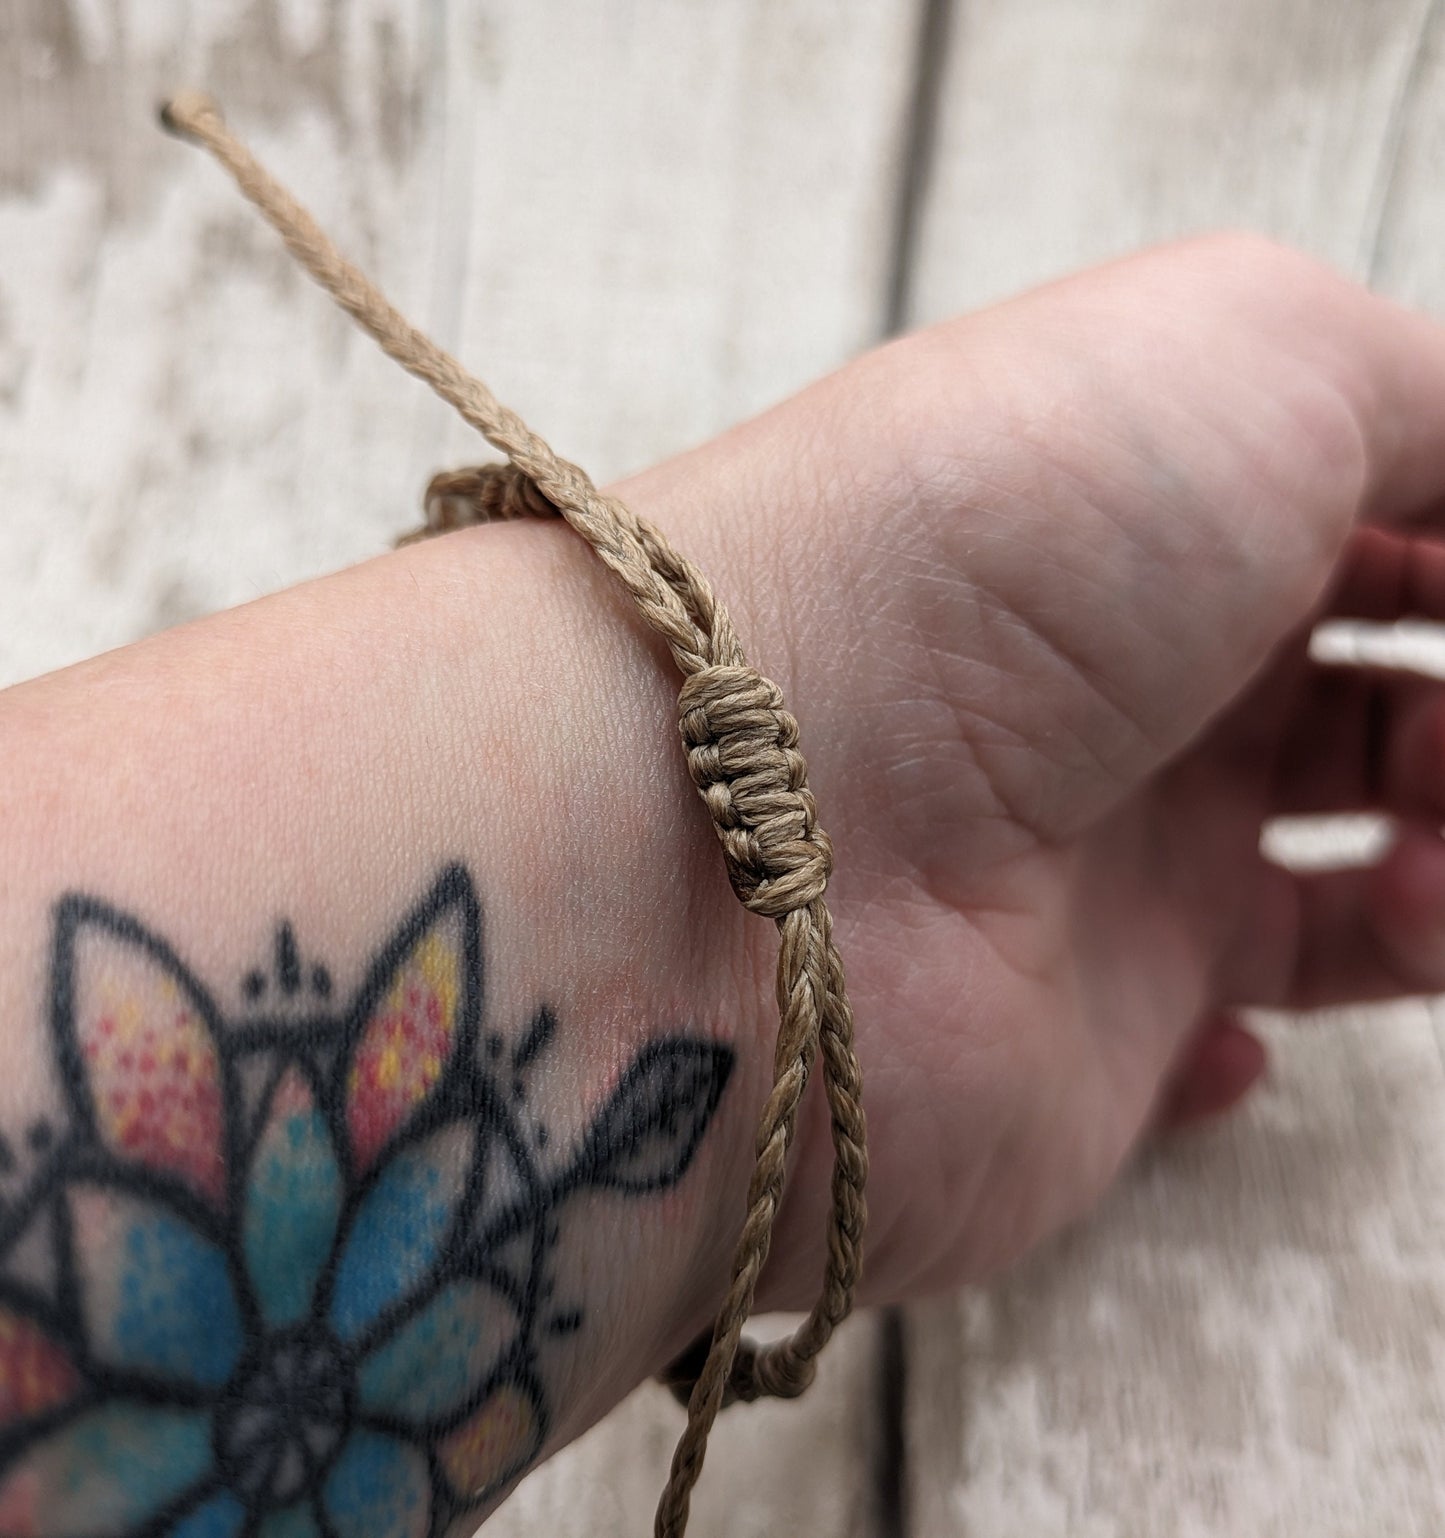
<box><xmin>2</xmin><ymin>1</ymin><xmax>1443</xmax><ymax>1532</ymax></box>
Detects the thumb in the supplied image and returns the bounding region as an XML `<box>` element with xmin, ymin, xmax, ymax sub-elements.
<box><xmin>857</xmin><ymin>235</ymin><xmax>1445</xmax><ymax>823</ymax></box>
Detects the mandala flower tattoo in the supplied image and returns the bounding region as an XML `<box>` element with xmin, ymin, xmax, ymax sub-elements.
<box><xmin>0</xmin><ymin>866</ymin><xmax>733</xmax><ymax>1537</ymax></box>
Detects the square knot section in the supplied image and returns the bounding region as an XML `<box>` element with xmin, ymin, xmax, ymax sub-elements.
<box><xmin>678</xmin><ymin>664</ymin><xmax>833</xmax><ymax>919</ymax></box>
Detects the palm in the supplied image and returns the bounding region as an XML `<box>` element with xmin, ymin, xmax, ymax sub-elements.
<box><xmin>833</xmin><ymin>528</ymin><xmax>1441</xmax><ymax>1300</ymax></box>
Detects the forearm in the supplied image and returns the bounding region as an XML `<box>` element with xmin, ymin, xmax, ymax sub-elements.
<box><xmin>0</xmin><ymin>510</ymin><xmax>780</xmax><ymax>1534</ymax></box>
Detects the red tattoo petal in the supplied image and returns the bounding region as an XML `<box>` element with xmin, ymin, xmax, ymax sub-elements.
<box><xmin>346</xmin><ymin>925</ymin><xmax>464</xmax><ymax>1173</ymax></box>
<box><xmin>0</xmin><ymin>1308</ymin><xmax>79</xmax><ymax>1429</ymax></box>
<box><xmin>75</xmin><ymin>941</ymin><xmax>225</xmax><ymax>1204</ymax></box>
<box><xmin>437</xmin><ymin>1385</ymin><xmax>541</xmax><ymax>1501</ymax></box>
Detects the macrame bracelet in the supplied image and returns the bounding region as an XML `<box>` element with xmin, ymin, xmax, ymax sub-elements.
<box><xmin>160</xmin><ymin>93</ymin><xmax>868</xmax><ymax>1538</ymax></box>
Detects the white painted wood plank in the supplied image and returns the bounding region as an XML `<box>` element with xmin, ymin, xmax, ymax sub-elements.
<box><xmin>905</xmin><ymin>1008</ymin><xmax>1445</xmax><ymax>1536</ymax></box>
<box><xmin>1353</xmin><ymin>0</ymin><xmax>1445</xmax><ymax>301</ymax></box>
<box><xmin>0</xmin><ymin>0</ymin><xmax>916</xmax><ymax>685</ymax></box>
<box><xmin>0</xmin><ymin>1</ymin><xmax>919</xmax><ymax>1532</ymax></box>
<box><xmin>903</xmin><ymin>3</ymin><xmax>1445</xmax><ymax>1531</ymax></box>
<box><xmin>909</xmin><ymin>0</ymin><xmax>1436</xmax><ymax>317</ymax></box>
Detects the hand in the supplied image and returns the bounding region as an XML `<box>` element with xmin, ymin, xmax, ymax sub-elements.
<box><xmin>617</xmin><ymin>233</ymin><xmax>1445</xmax><ymax>1305</ymax></box>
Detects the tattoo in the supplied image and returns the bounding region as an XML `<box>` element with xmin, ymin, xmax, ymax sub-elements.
<box><xmin>0</xmin><ymin>866</ymin><xmax>733</xmax><ymax>1537</ymax></box>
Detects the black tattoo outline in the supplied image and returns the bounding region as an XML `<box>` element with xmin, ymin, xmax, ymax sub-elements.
<box><xmin>0</xmin><ymin>865</ymin><xmax>733</xmax><ymax>1538</ymax></box>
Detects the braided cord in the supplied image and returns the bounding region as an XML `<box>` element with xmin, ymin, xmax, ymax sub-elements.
<box><xmin>161</xmin><ymin>94</ymin><xmax>867</xmax><ymax>1537</ymax></box>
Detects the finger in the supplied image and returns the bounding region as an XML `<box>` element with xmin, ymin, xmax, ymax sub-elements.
<box><xmin>1268</xmin><ymin>527</ymin><xmax>1445</xmax><ymax>816</ymax></box>
<box><xmin>1228</xmin><ymin>820</ymin><xmax>1445</xmax><ymax>1009</ymax></box>
<box><xmin>1327</xmin><ymin>291</ymin><xmax>1445</xmax><ymax>528</ymax></box>
<box><xmin>1378</xmin><ymin>689</ymin><xmax>1445</xmax><ymax>819</ymax></box>
<box><xmin>1156</xmin><ymin>1013</ymin><xmax>1268</xmax><ymax>1131</ymax></box>
<box><xmin>1270</xmin><ymin>666</ymin><xmax>1445</xmax><ymax>816</ymax></box>
<box><xmin>1320</xmin><ymin>526</ymin><xmax>1445</xmax><ymax>620</ymax></box>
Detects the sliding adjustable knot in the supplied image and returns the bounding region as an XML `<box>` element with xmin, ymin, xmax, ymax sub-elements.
<box><xmin>678</xmin><ymin>664</ymin><xmax>832</xmax><ymax>920</ymax></box>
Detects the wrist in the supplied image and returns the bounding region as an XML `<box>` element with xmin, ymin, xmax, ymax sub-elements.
<box><xmin>419</xmin><ymin>513</ymin><xmax>783</xmax><ymax>1393</ymax></box>
<box><xmin>0</xmin><ymin>504</ymin><xmax>781</xmax><ymax>1528</ymax></box>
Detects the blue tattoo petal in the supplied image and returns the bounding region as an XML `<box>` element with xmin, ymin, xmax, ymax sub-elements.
<box><xmin>329</xmin><ymin>1124</ymin><xmax>473</xmax><ymax>1341</ymax></box>
<box><xmin>0</xmin><ymin>1404</ymin><xmax>212</xmax><ymax>1533</ymax></box>
<box><xmin>168</xmin><ymin>1491</ymin><xmax>247</xmax><ymax>1538</ymax></box>
<box><xmin>70</xmin><ymin>1185</ymin><xmax>243</xmax><ymax>1387</ymax></box>
<box><xmin>357</xmin><ymin>1279</ymin><xmax>519</xmax><ymax>1423</ymax></box>
<box><xmin>322</xmin><ymin>1430</ymin><xmax>430</xmax><ymax>1538</ymax></box>
<box><xmin>244</xmin><ymin>1069</ymin><xmax>343</xmax><ymax>1326</ymax></box>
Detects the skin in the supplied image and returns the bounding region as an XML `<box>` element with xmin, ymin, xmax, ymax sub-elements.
<box><xmin>2</xmin><ymin>232</ymin><xmax>1445</xmax><ymax>1528</ymax></box>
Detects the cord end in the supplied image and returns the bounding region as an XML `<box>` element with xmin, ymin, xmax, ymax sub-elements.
<box><xmin>158</xmin><ymin>91</ymin><xmax>223</xmax><ymax>142</ymax></box>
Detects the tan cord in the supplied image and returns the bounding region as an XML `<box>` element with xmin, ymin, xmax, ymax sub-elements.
<box><xmin>160</xmin><ymin>92</ymin><xmax>867</xmax><ymax>1538</ymax></box>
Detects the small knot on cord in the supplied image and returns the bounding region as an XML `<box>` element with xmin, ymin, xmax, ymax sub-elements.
<box><xmin>728</xmin><ymin>1339</ymin><xmax>818</xmax><ymax>1402</ymax></box>
<box><xmin>661</xmin><ymin>1333</ymin><xmax>817</xmax><ymax>1410</ymax></box>
<box><xmin>678</xmin><ymin>664</ymin><xmax>832</xmax><ymax>920</ymax></box>
<box><xmin>158</xmin><ymin>90</ymin><xmax>225</xmax><ymax>142</ymax></box>
<box><xmin>398</xmin><ymin>462</ymin><xmax>559</xmax><ymax>546</ymax></box>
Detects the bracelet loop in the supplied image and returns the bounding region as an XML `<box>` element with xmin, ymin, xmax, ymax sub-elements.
<box><xmin>160</xmin><ymin>93</ymin><xmax>867</xmax><ymax>1538</ymax></box>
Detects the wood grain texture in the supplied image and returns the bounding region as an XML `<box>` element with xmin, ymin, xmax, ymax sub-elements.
<box><xmin>0</xmin><ymin>0</ymin><xmax>919</xmax><ymax>1531</ymax></box>
<box><xmin>905</xmin><ymin>1008</ymin><xmax>1445</xmax><ymax>1536</ymax></box>
<box><xmin>0</xmin><ymin>0</ymin><xmax>917</xmax><ymax>686</ymax></box>
<box><xmin>903</xmin><ymin>3</ymin><xmax>1445</xmax><ymax>1531</ymax></box>
<box><xmin>909</xmin><ymin>0</ymin><xmax>1439</xmax><ymax>316</ymax></box>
